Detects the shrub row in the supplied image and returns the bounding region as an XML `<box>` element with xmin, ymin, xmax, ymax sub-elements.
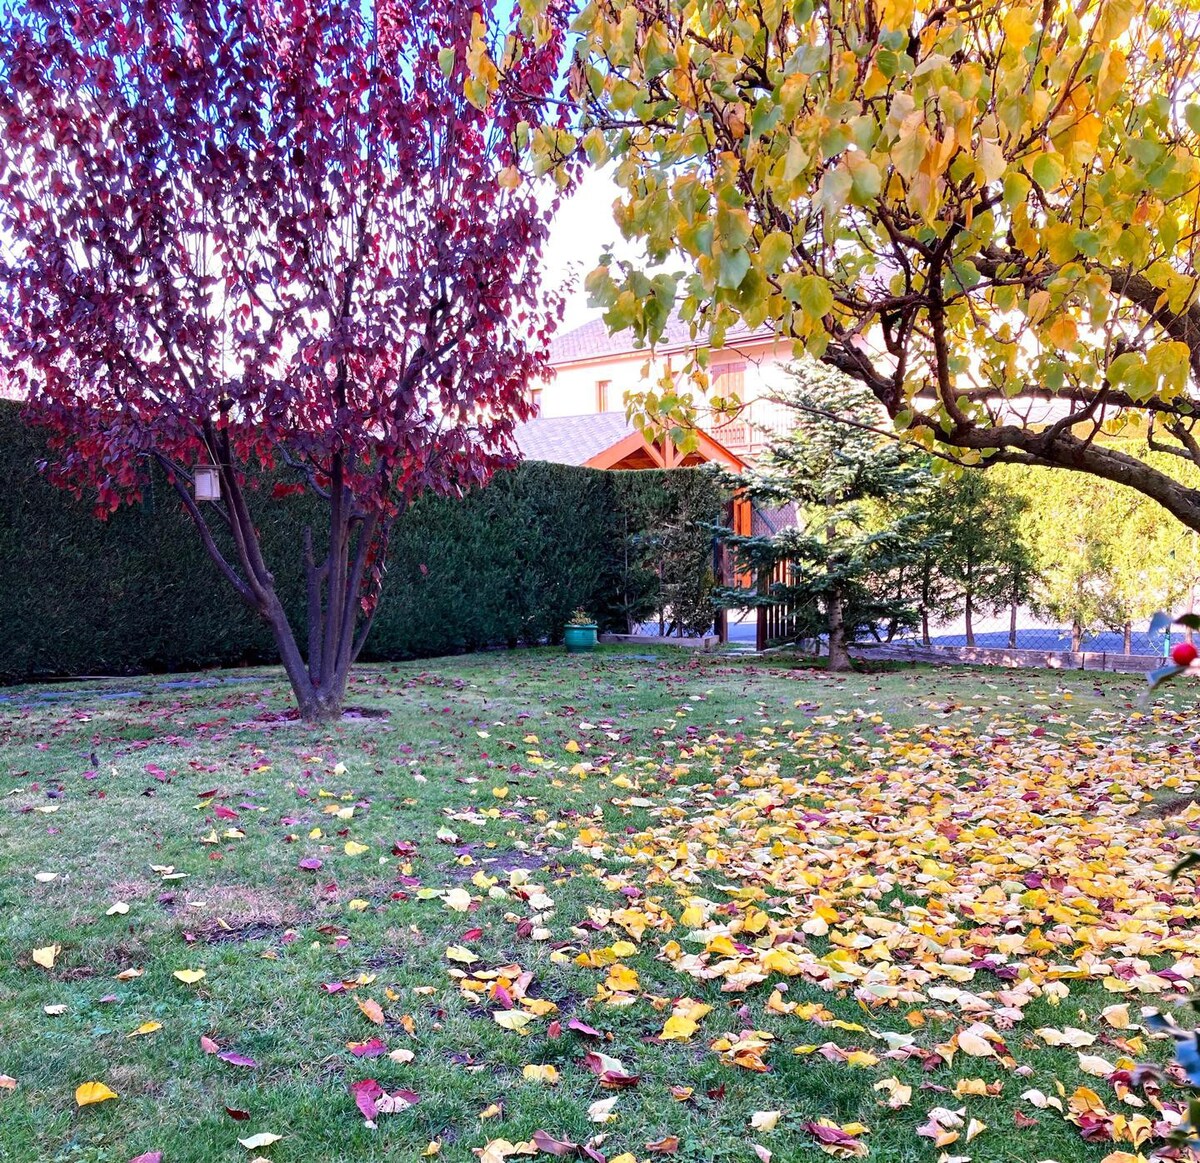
<box><xmin>0</xmin><ymin>403</ymin><xmax>727</xmax><ymax>681</ymax></box>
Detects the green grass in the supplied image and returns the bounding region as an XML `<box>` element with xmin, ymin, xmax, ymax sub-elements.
<box><xmin>0</xmin><ymin>647</ymin><xmax>1194</xmax><ymax>1162</ymax></box>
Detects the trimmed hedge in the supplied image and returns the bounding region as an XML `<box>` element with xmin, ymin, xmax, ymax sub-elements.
<box><xmin>0</xmin><ymin>403</ymin><xmax>727</xmax><ymax>681</ymax></box>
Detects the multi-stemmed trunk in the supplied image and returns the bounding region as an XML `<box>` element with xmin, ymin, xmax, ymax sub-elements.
<box><xmin>165</xmin><ymin>436</ymin><xmax>387</xmax><ymax>723</ymax></box>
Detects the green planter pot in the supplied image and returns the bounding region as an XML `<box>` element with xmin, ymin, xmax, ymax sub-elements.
<box><xmin>564</xmin><ymin>623</ymin><xmax>598</xmax><ymax>654</ymax></box>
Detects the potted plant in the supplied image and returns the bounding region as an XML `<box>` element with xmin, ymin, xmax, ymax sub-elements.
<box><xmin>564</xmin><ymin>609</ymin><xmax>598</xmax><ymax>654</ymax></box>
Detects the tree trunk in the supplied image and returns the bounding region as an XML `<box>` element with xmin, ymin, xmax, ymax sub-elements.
<box><xmin>922</xmin><ymin>609</ymin><xmax>930</xmax><ymax>646</ymax></box>
<box><xmin>964</xmin><ymin>591</ymin><xmax>975</xmax><ymax>647</ymax></box>
<box><xmin>1123</xmin><ymin>620</ymin><xmax>1132</xmax><ymax>655</ymax></box>
<box><xmin>1008</xmin><ymin>599</ymin><xmax>1018</xmax><ymax>650</ymax></box>
<box><xmin>1071</xmin><ymin>620</ymin><xmax>1082</xmax><ymax>652</ymax></box>
<box><xmin>827</xmin><ymin>586</ymin><xmax>852</xmax><ymax>671</ymax></box>
<box><xmin>167</xmin><ymin>440</ymin><xmax>387</xmax><ymax>723</ymax></box>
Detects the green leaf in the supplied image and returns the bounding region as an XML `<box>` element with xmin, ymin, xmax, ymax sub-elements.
<box><xmin>890</xmin><ymin>128</ymin><xmax>926</xmax><ymax>181</ymax></box>
<box><xmin>759</xmin><ymin>231</ymin><xmax>793</xmax><ymax>275</ymax></box>
<box><xmin>716</xmin><ymin>247</ymin><xmax>752</xmax><ymax>290</ymax></box>
<box><xmin>1030</xmin><ymin>153</ymin><xmax>1064</xmax><ymax>190</ymax></box>
<box><xmin>795</xmin><ymin>275</ymin><xmax>834</xmax><ymax>321</ymax></box>
<box><xmin>438</xmin><ymin>47</ymin><xmax>456</xmax><ymax>78</ymax></box>
<box><xmin>1002</xmin><ymin>170</ymin><xmax>1031</xmax><ymax>208</ymax></box>
<box><xmin>847</xmin><ymin>154</ymin><xmax>882</xmax><ymax>202</ymax></box>
<box><xmin>816</xmin><ymin>165</ymin><xmax>853</xmax><ymax>218</ymax></box>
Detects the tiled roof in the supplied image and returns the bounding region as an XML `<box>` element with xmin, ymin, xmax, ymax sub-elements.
<box><xmin>513</xmin><ymin>412</ymin><xmax>636</xmax><ymax>466</ymax></box>
<box><xmin>549</xmin><ymin>313</ymin><xmax>777</xmax><ymax>366</ymax></box>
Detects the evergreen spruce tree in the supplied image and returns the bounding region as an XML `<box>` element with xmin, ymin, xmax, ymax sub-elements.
<box><xmin>724</xmin><ymin>364</ymin><xmax>934</xmax><ymax>670</ymax></box>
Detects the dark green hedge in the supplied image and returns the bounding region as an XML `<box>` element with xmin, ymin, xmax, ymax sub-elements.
<box><xmin>0</xmin><ymin>403</ymin><xmax>727</xmax><ymax>681</ymax></box>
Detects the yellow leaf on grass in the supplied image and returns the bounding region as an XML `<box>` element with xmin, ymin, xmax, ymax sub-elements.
<box><xmin>443</xmin><ymin>888</ymin><xmax>472</xmax><ymax>912</ymax></box>
<box><xmin>604</xmin><ymin>964</ymin><xmax>639</xmax><ymax>992</ymax></box>
<box><xmin>521</xmin><ymin>1064</ymin><xmax>559</xmax><ymax>1084</ymax></box>
<box><xmin>952</xmin><ymin>1078</ymin><xmax>994</xmax><ymax>1098</ymax></box>
<box><xmin>588</xmin><ymin>1096</ymin><xmax>619</xmax><ymax>1122</ymax></box>
<box><xmin>344</xmin><ymin>841</ymin><xmax>369</xmax><ymax>856</ymax></box>
<box><xmin>173</xmin><ymin>969</ymin><xmax>206</xmax><ymax>985</ymax></box>
<box><xmin>31</xmin><ymin>945</ymin><xmax>60</xmax><ymax>969</ymax></box>
<box><xmin>127</xmin><ymin>1021</ymin><xmax>162</xmax><ymax>1038</ymax></box>
<box><xmin>75</xmin><ymin>1081</ymin><xmax>117</xmax><ymax>1107</ymax></box>
<box><xmin>356</xmin><ymin>997</ymin><xmax>385</xmax><ymax>1025</ymax></box>
<box><xmin>750</xmin><ymin>1111</ymin><xmax>781</xmax><ymax>1132</ymax></box>
<box><xmin>445</xmin><ymin>945</ymin><xmax>479</xmax><ymax>964</ymax></box>
<box><xmin>1078</xmin><ymin>1053</ymin><xmax>1117</xmax><ymax>1077</ymax></box>
<box><xmin>1102</xmin><ymin>1004</ymin><xmax>1132</xmax><ymax>1029</ymax></box>
<box><xmin>423</xmin><ymin>1142</ymin><xmax>441</xmax><ymax>1157</ymax></box>
<box><xmin>956</xmin><ymin>1030</ymin><xmax>995</xmax><ymax>1057</ymax></box>
<box><xmin>238</xmin><ymin>1132</ymin><xmax>283</xmax><ymax>1149</ymax></box>
<box><xmin>493</xmin><ymin>1010</ymin><xmax>533</xmax><ymax>1033</ymax></box>
<box><xmin>477</xmin><ymin>1139</ymin><xmax>537</xmax><ymax>1163</ymax></box>
<box><xmin>660</xmin><ymin>1015</ymin><xmax>698</xmax><ymax>1041</ymax></box>
<box><xmin>965</xmin><ymin>1118</ymin><xmax>987</xmax><ymax>1143</ymax></box>
<box><xmin>348</xmin><ymin>899</ymin><xmax>369</xmax><ymax>912</ymax></box>
<box><xmin>874</xmin><ymin>1077</ymin><xmax>912</xmax><ymax>1108</ymax></box>
<box><xmin>106</xmin><ymin>902</ymin><xmax>129</xmax><ymax>916</ymax></box>
<box><xmin>1036</xmin><ymin>1026</ymin><xmax>1095</xmax><ymax>1048</ymax></box>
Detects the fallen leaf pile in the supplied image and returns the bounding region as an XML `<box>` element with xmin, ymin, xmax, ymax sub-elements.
<box><xmin>8</xmin><ymin>661</ymin><xmax>1200</xmax><ymax>1162</ymax></box>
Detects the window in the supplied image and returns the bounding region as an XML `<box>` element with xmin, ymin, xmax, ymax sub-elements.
<box><xmin>529</xmin><ymin>386</ymin><xmax>543</xmax><ymax>414</ymax></box>
<box><xmin>596</xmin><ymin>379</ymin><xmax>611</xmax><ymax>412</ymax></box>
<box><xmin>712</xmin><ymin>361</ymin><xmax>745</xmax><ymax>403</ymax></box>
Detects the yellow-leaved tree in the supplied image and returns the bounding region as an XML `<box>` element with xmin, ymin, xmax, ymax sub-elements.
<box><xmin>475</xmin><ymin>0</ymin><xmax>1200</xmax><ymax>531</ymax></box>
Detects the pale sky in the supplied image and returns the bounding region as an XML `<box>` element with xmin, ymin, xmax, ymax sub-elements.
<box><xmin>540</xmin><ymin>167</ymin><xmax>644</xmax><ymax>332</ymax></box>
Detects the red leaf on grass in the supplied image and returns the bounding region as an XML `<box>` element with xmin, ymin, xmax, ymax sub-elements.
<box><xmin>216</xmin><ymin>1051</ymin><xmax>257</xmax><ymax>1068</ymax></box>
<box><xmin>531</xmin><ymin>1130</ymin><xmax>578</xmax><ymax>1156</ymax></box>
<box><xmin>350</xmin><ymin>1078</ymin><xmax>383</xmax><ymax>1122</ymax></box>
<box><xmin>348</xmin><ymin>1038</ymin><xmax>388</xmax><ymax>1059</ymax></box>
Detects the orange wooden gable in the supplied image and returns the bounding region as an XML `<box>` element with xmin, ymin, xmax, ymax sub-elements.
<box><xmin>583</xmin><ymin>426</ymin><xmax>747</xmax><ymax>473</ymax></box>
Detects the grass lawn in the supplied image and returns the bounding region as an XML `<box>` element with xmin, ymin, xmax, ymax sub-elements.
<box><xmin>1</xmin><ymin>647</ymin><xmax>1199</xmax><ymax>1163</ymax></box>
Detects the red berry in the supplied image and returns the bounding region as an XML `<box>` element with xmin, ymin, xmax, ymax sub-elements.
<box><xmin>1172</xmin><ymin>642</ymin><xmax>1198</xmax><ymax>667</ymax></box>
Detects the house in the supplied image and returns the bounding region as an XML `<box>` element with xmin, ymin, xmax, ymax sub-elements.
<box><xmin>523</xmin><ymin>314</ymin><xmax>797</xmax><ymax>464</ymax></box>
<box><xmin>511</xmin><ymin>314</ymin><xmax>793</xmax><ymax>567</ymax></box>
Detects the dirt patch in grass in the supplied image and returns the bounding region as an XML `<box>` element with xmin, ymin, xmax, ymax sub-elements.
<box><xmin>1140</xmin><ymin>793</ymin><xmax>1200</xmax><ymax>820</ymax></box>
<box><xmin>198</xmin><ymin>919</ymin><xmax>288</xmax><ymax>944</ymax></box>
<box><xmin>443</xmin><ymin>846</ymin><xmax>564</xmax><ymax>881</ymax></box>
<box><xmin>176</xmin><ymin>884</ymin><xmax>306</xmax><ymax>934</ymax></box>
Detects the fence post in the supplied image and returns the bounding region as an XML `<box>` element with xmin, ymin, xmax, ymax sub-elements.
<box><xmin>756</xmin><ymin>567</ymin><xmax>768</xmax><ymax>652</ymax></box>
<box><xmin>713</xmin><ymin>538</ymin><xmax>728</xmax><ymax>644</ymax></box>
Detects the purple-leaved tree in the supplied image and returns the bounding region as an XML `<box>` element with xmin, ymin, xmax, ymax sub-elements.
<box><xmin>0</xmin><ymin>0</ymin><xmax>575</xmax><ymax>719</ymax></box>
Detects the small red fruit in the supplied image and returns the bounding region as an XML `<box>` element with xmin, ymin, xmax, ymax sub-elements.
<box><xmin>1172</xmin><ymin>642</ymin><xmax>1198</xmax><ymax>667</ymax></box>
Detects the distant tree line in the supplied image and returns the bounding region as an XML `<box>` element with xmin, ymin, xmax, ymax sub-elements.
<box><xmin>722</xmin><ymin>365</ymin><xmax>1200</xmax><ymax>667</ymax></box>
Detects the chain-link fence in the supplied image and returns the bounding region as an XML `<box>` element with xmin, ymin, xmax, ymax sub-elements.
<box><xmin>712</xmin><ymin>602</ymin><xmax>1188</xmax><ymax>673</ymax></box>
